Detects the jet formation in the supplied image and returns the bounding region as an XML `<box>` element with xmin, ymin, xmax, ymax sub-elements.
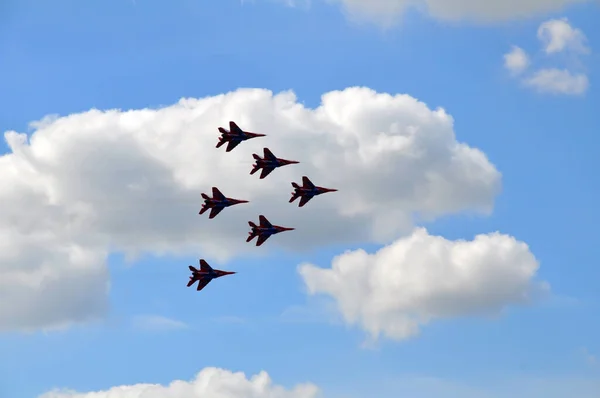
<box><xmin>188</xmin><ymin>121</ymin><xmax>337</xmax><ymax>292</ymax></box>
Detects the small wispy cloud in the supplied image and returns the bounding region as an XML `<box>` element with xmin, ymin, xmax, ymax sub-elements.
<box><xmin>504</xmin><ymin>46</ymin><xmax>530</xmax><ymax>76</ymax></box>
<box><xmin>579</xmin><ymin>347</ymin><xmax>597</xmax><ymax>366</ymax></box>
<box><xmin>131</xmin><ymin>315</ymin><xmax>188</xmax><ymax>332</ymax></box>
<box><xmin>524</xmin><ymin>68</ymin><xmax>589</xmax><ymax>95</ymax></box>
<box><xmin>537</xmin><ymin>18</ymin><xmax>590</xmax><ymax>54</ymax></box>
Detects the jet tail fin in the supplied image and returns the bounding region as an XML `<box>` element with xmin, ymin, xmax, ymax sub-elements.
<box><xmin>247</xmin><ymin>221</ymin><xmax>258</xmax><ymax>242</ymax></box>
<box><xmin>292</xmin><ymin>182</ymin><xmax>300</xmax><ymax>189</ymax></box>
<box><xmin>216</xmin><ymin>133</ymin><xmax>228</xmax><ymax>148</ymax></box>
<box><xmin>250</xmin><ymin>165</ymin><xmax>260</xmax><ymax>175</ymax></box>
<box><xmin>189</xmin><ymin>265</ymin><xmax>198</xmax><ymax>272</ymax></box>
<box><xmin>289</xmin><ymin>193</ymin><xmax>300</xmax><ymax>203</ymax></box>
<box><xmin>252</xmin><ymin>153</ymin><xmax>261</xmax><ymax>160</ymax></box>
<box><xmin>246</xmin><ymin>224</ymin><xmax>257</xmax><ymax>242</ymax></box>
<box><xmin>201</xmin><ymin>193</ymin><xmax>210</xmax><ymax>200</ymax></box>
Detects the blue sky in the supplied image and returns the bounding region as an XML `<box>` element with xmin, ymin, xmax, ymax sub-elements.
<box><xmin>1</xmin><ymin>0</ymin><xmax>599</xmax><ymax>397</ymax></box>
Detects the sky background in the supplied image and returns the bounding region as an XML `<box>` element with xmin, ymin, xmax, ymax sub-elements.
<box><xmin>1</xmin><ymin>0</ymin><xmax>599</xmax><ymax>397</ymax></box>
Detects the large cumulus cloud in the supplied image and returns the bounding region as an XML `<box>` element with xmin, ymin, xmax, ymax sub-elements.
<box><xmin>38</xmin><ymin>366</ymin><xmax>600</xmax><ymax>398</ymax></box>
<box><xmin>0</xmin><ymin>86</ymin><xmax>500</xmax><ymax>332</ymax></box>
<box><xmin>39</xmin><ymin>367</ymin><xmax>319</xmax><ymax>398</ymax></box>
<box><xmin>299</xmin><ymin>228</ymin><xmax>549</xmax><ymax>341</ymax></box>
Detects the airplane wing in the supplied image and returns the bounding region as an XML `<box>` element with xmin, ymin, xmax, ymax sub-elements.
<box><xmin>229</xmin><ymin>121</ymin><xmax>243</xmax><ymax>135</ymax></box>
<box><xmin>212</xmin><ymin>187</ymin><xmax>226</xmax><ymax>200</ymax></box>
<box><xmin>256</xmin><ymin>234</ymin><xmax>269</xmax><ymax>247</ymax></box>
<box><xmin>260</xmin><ymin>166</ymin><xmax>275</xmax><ymax>179</ymax></box>
<box><xmin>209</xmin><ymin>206</ymin><xmax>224</xmax><ymax>219</ymax></box>
<box><xmin>298</xmin><ymin>195</ymin><xmax>312</xmax><ymax>207</ymax></box>
<box><xmin>258</xmin><ymin>215</ymin><xmax>272</xmax><ymax>227</ymax></box>
<box><xmin>199</xmin><ymin>259</ymin><xmax>213</xmax><ymax>271</ymax></box>
<box><xmin>263</xmin><ymin>148</ymin><xmax>277</xmax><ymax>161</ymax></box>
<box><xmin>225</xmin><ymin>139</ymin><xmax>241</xmax><ymax>152</ymax></box>
<box><xmin>302</xmin><ymin>176</ymin><xmax>315</xmax><ymax>189</ymax></box>
<box><xmin>196</xmin><ymin>278</ymin><xmax>211</xmax><ymax>291</ymax></box>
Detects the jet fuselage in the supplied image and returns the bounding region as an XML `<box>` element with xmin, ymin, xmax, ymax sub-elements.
<box><xmin>297</xmin><ymin>186</ymin><xmax>336</xmax><ymax>197</ymax></box>
<box><xmin>222</xmin><ymin>131</ymin><xmax>244</xmax><ymax>140</ymax></box>
<box><xmin>191</xmin><ymin>269</ymin><xmax>234</xmax><ymax>281</ymax></box>
<box><xmin>257</xmin><ymin>227</ymin><xmax>276</xmax><ymax>236</ymax></box>
<box><xmin>257</xmin><ymin>226</ymin><xmax>294</xmax><ymax>236</ymax></box>
<box><xmin>206</xmin><ymin>198</ymin><xmax>230</xmax><ymax>206</ymax></box>
<box><xmin>298</xmin><ymin>187</ymin><xmax>318</xmax><ymax>196</ymax></box>
<box><xmin>261</xmin><ymin>159</ymin><xmax>280</xmax><ymax>167</ymax></box>
<box><xmin>221</xmin><ymin>130</ymin><xmax>265</xmax><ymax>141</ymax></box>
<box><xmin>203</xmin><ymin>197</ymin><xmax>247</xmax><ymax>207</ymax></box>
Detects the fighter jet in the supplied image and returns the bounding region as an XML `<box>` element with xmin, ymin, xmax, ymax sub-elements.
<box><xmin>247</xmin><ymin>215</ymin><xmax>295</xmax><ymax>246</ymax></box>
<box><xmin>199</xmin><ymin>187</ymin><xmax>249</xmax><ymax>219</ymax></box>
<box><xmin>250</xmin><ymin>148</ymin><xmax>299</xmax><ymax>179</ymax></box>
<box><xmin>289</xmin><ymin>176</ymin><xmax>338</xmax><ymax>207</ymax></box>
<box><xmin>187</xmin><ymin>259</ymin><xmax>236</xmax><ymax>292</ymax></box>
<box><xmin>216</xmin><ymin>121</ymin><xmax>266</xmax><ymax>152</ymax></box>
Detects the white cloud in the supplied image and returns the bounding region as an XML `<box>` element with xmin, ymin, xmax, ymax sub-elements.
<box><xmin>503</xmin><ymin>46</ymin><xmax>530</xmax><ymax>75</ymax></box>
<box><xmin>39</xmin><ymin>367</ymin><xmax>319</xmax><ymax>398</ymax></box>
<box><xmin>131</xmin><ymin>315</ymin><xmax>188</xmax><ymax>331</ymax></box>
<box><xmin>506</xmin><ymin>18</ymin><xmax>591</xmax><ymax>95</ymax></box>
<box><xmin>285</xmin><ymin>0</ymin><xmax>590</xmax><ymax>26</ymax></box>
<box><xmin>524</xmin><ymin>68</ymin><xmax>589</xmax><ymax>94</ymax></box>
<box><xmin>38</xmin><ymin>367</ymin><xmax>600</xmax><ymax>398</ymax></box>
<box><xmin>0</xmin><ymin>86</ymin><xmax>501</xmax><ymax>332</ymax></box>
<box><xmin>299</xmin><ymin>228</ymin><xmax>548</xmax><ymax>341</ymax></box>
<box><xmin>537</xmin><ymin>17</ymin><xmax>590</xmax><ymax>54</ymax></box>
